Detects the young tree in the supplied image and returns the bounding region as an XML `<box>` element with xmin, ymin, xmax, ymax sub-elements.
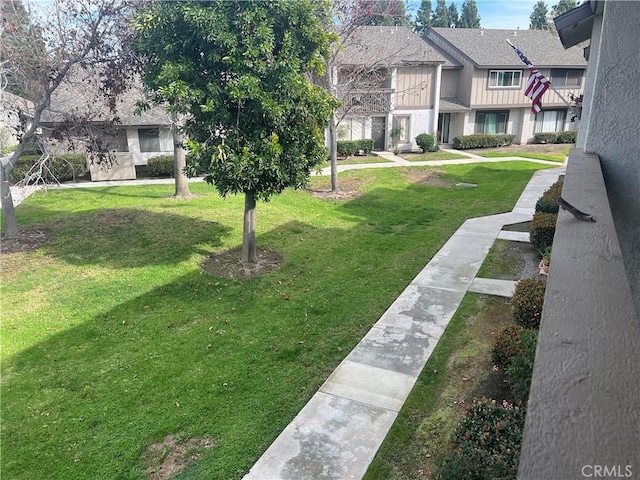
<box><xmin>459</xmin><ymin>0</ymin><xmax>481</xmax><ymax>28</ymax></box>
<box><xmin>0</xmin><ymin>0</ymin><xmax>141</xmax><ymax>240</ymax></box>
<box><xmin>431</xmin><ymin>0</ymin><xmax>451</xmax><ymax>27</ymax></box>
<box><xmin>354</xmin><ymin>0</ymin><xmax>410</xmax><ymax>26</ymax></box>
<box><xmin>133</xmin><ymin>1</ymin><xmax>336</xmax><ymax>263</ymax></box>
<box><xmin>448</xmin><ymin>2</ymin><xmax>460</xmax><ymax>28</ymax></box>
<box><xmin>530</xmin><ymin>1</ymin><xmax>550</xmax><ymax>29</ymax></box>
<box><xmin>413</xmin><ymin>0</ymin><xmax>432</xmax><ymax>34</ymax></box>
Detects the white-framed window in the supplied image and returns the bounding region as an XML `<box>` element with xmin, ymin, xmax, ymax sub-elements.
<box><xmin>550</xmin><ymin>69</ymin><xmax>582</xmax><ymax>87</ymax></box>
<box><xmin>137</xmin><ymin>127</ymin><xmax>171</xmax><ymax>152</ymax></box>
<box><xmin>535</xmin><ymin>109</ymin><xmax>567</xmax><ymax>133</ymax></box>
<box><xmin>337</xmin><ymin>117</ymin><xmax>366</xmax><ymax>141</ymax></box>
<box><xmin>488</xmin><ymin>70</ymin><xmax>522</xmax><ymax>88</ymax></box>
<box><xmin>392</xmin><ymin>115</ymin><xmax>410</xmax><ymax>143</ymax></box>
<box><xmin>475</xmin><ymin>110</ymin><xmax>509</xmax><ymax>134</ymax></box>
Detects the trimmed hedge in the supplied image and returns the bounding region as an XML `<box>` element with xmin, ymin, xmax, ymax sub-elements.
<box><xmin>147</xmin><ymin>155</ymin><xmax>174</xmax><ymax>177</ymax></box>
<box><xmin>535</xmin><ymin>180</ymin><xmax>563</xmax><ymax>214</ymax></box>
<box><xmin>337</xmin><ymin>139</ymin><xmax>374</xmax><ymax>157</ymax></box>
<box><xmin>492</xmin><ymin>324</ymin><xmax>528</xmax><ymax>370</ymax></box>
<box><xmin>530</xmin><ymin>211</ymin><xmax>557</xmax><ymax>253</ymax></box>
<box><xmin>436</xmin><ymin>398</ymin><xmax>526</xmax><ymax>480</ymax></box>
<box><xmin>532</xmin><ymin>131</ymin><xmax>577</xmax><ymax>144</ymax></box>
<box><xmin>9</xmin><ymin>153</ymin><xmax>87</xmax><ymax>184</ymax></box>
<box><xmin>452</xmin><ymin>134</ymin><xmax>516</xmax><ymax>150</ymax></box>
<box><xmin>506</xmin><ymin>329</ymin><xmax>538</xmax><ymax>403</ymax></box>
<box><xmin>512</xmin><ymin>278</ymin><xmax>546</xmax><ymax>329</ymax></box>
<box><xmin>415</xmin><ymin>133</ymin><xmax>437</xmax><ymax>153</ymax></box>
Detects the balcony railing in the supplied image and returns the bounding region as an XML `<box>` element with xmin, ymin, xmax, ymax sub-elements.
<box><xmin>337</xmin><ymin>88</ymin><xmax>393</xmax><ymax>114</ymax></box>
<box><xmin>517</xmin><ymin>149</ymin><xmax>640</xmax><ymax>479</ymax></box>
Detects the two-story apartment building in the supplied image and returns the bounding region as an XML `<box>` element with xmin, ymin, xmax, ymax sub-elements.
<box><xmin>332</xmin><ymin>26</ymin><xmax>448</xmax><ymax>151</ymax></box>
<box><xmin>424</xmin><ymin>28</ymin><xmax>587</xmax><ymax>144</ymax></box>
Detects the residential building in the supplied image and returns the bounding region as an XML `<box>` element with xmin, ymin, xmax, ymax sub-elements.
<box><xmin>0</xmin><ymin>91</ymin><xmax>34</xmax><ymax>150</ymax></box>
<box><xmin>518</xmin><ymin>1</ymin><xmax>639</xmax><ymax>478</ymax></box>
<box><xmin>423</xmin><ymin>27</ymin><xmax>587</xmax><ymax>144</ymax></box>
<box><xmin>332</xmin><ymin>26</ymin><xmax>448</xmax><ymax>151</ymax></box>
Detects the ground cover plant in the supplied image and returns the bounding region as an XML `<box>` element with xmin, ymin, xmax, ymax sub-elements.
<box><xmin>1</xmin><ymin>162</ymin><xmax>550</xmax><ymax>479</ymax></box>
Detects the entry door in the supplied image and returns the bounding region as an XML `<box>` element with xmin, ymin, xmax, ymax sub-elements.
<box><xmin>371</xmin><ymin>117</ymin><xmax>386</xmax><ymax>150</ymax></box>
<box><xmin>438</xmin><ymin>113</ymin><xmax>451</xmax><ymax>144</ymax></box>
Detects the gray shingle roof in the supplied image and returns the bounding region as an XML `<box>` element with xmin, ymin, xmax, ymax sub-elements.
<box><xmin>428</xmin><ymin>28</ymin><xmax>587</xmax><ymax>68</ymax></box>
<box><xmin>336</xmin><ymin>26</ymin><xmax>446</xmax><ymax>66</ymax></box>
<box><xmin>439</xmin><ymin>97</ymin><xmax>470</xmax><ymax>111</ymax></box>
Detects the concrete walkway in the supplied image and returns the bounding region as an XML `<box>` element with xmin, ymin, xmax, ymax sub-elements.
<box><xmin>244</xmin><ymin>166</ymin><xmax>564</xmax><ymax>480</ymax></box>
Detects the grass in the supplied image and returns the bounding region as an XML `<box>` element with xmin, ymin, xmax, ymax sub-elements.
<box><xmin>318</xmin><ymin>155</ymin><xmax>392</xmax><ymax>168</ymax></box>
<box><xmin>400</xmin><ymin>151</ymin><xmax>470</xmax><ymax>162</ymax></box>
<box><xmin>1</xmin><ymin>162</ymin><xmax>550</xmax><ymax>480</ymax></box>
<box><xmin>363</xmin><ymin>293</ymin><xmax>514</xmax><ymax>480</ymax></box>
<box><xmin>478</xmin><ymin>151</ymin><xmax>568</xmax><ymax>162</ymax></box>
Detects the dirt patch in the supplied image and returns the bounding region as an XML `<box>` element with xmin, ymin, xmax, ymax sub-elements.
<box><xmin>306</xmin><ymin>175</ymin><xmax>371</xmax><ymax>200</ymax></box>
<box><xmin>201</xmin><ymin>247</ymin><xmax>283</xmax><ymax>278</ymax></box>
<box><xmin>1</xmin><ymin>227</ymin><xmax>50</xmax><ymax>254</ymax></box>
<box><xmin>307</xmin><ymin>188</ymin><xmax>363</xmax><ymax>200</ymax></box>
<box><xmin>143</xmin><ymin>434</ymin><xmax>214</xmax><ymax>480</ymax></box>
<box><xmin>467</xmin><ymin>143</ymin><xmax>569</xmax><ymax>155</ymax></box>
<box><xmin>402</xmin><ymin>168</ymin><xmax>453</xmax><ymax>188</ymax></box>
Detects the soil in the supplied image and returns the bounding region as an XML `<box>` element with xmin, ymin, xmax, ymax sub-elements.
<box><xmin>401</xmin><ymin>168</ymin><xmax>453</xmax><ymax>188</ymax></box>
<box><xmin>201</xmin><ymin>247</ymin><xmax>283</xmax><ymax>279</ymax></box>
<box><xmin>142</xmin><ymin>434</ymin><xmax>214</xmax><ymax>480</ymax></box>
<box><xmin>467</xmin><ymin>143</ymin><xmax>569</xmax><ymax>156</ymax></box>
<box><xmin>1</xmin><ymin>227</ymin><xmax>50</xmax><ymax>254</ymax></box>
<box><xmin>306</xmin><ymin>175</ymin><xmax>369</xmax><ymax>200</ymax></box>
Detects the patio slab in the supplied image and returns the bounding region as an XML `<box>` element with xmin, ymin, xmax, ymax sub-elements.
<box><xmin>497</xmin><ymin>230</ymin><xmax>530</xmax><ymax>242</ymax></box>
<box><xmin>469</xmin><ymin>278</ymin><xmax>518</xmax><ymax>297</ymax></box>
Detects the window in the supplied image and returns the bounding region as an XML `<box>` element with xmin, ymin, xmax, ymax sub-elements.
<box><xmin>138</xmin><ymin>128</ymin><xmax>160</xmax><ymax>152</ymax></box>
<box><xmin>137</xmin><ymin>128</ymin><xmax>172</xmax><ymax>152</ymax></box>
<box><xmin>475</xmin><ymin>111</ymin><xmax>509</xmax><ymax>134</ymax></box>
<box><xmin>551</xmin><ymin>69</ymin><xmax>582</xmax><ymax>87</ymax></box>
<box><xmin>337</xmin><ymin>118</ymin><xmax>365</xmax><ymax>141</ymax></box>
<box><xmin>392</xmin><ymin>116</ymin><xmax>410</xmax><ymax>143</ymax></box>
<box><xmin>535</xmin><ymin>109</ymin><xmax>567</xmax><ymax>133</ymax></box>
<box><xmin>488</xmin><ymin>70</ymin><xmax>522</xmax><ymax>88</ymax></box>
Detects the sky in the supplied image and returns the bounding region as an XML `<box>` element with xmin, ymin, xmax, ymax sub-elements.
<box><xmin>408</xmin><ymin>0</ymin><xmax>541</xmax><ymax>30</ymax></box>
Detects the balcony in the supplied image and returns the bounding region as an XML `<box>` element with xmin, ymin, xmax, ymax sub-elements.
<box><xmin>518</xmin><ymin>149</ymin><xmax>640</xmax><ymax>479</ymax></box>
<box><xmin>337</xmin><ymin>88</ymin><xmax>393</xmax><ymax>115</ymax></box>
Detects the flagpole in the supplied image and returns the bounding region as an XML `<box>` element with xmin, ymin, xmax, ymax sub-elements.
<box><xmin>505</xmin><ymin>39</ymin><xmax>579</xmax><ymax>117</ymax></box>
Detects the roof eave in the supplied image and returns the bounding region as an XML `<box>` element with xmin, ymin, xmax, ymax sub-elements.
<box><xmin>554</xmin><ymin>1</ymin><xmax>595</xmax><ymax>48</ymax></box>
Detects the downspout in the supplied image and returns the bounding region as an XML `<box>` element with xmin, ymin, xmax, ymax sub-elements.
<box><xmin>433</xmin><ymin>62</ymin><xmax>443</xmax><ymax>139</ymax></box>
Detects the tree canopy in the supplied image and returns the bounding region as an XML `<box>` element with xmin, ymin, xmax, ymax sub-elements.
<box><xmin>448</xmin><ymin>3</ymin><xmax>459</xmax><ymax>28</ymax></box>
<box><xmin>413</xmin><ymin>0</ymin><xmax>432</xmax><ymax>34</ymax></box>
<box><xmin>529</xmin><ymin>1</ymin><xmax>549</xmax><ymax>29</ymax></box>
<box><xmin>431</xmin><ymin>0</ymin><xmax>451</xmax><ymax>27</ymax></box>
<box><xmin>459</xmin><ymin>0</ymin><xmax>481</xmax><ymax>28</ymax></box>
<box><xmin>133</xmin><ymin>0</ymin><xmax>337</xmax><ymax>262</ymax></box>
<box><xmin>353</xmin><ymin>0</ymin><xmax>409</xmax><ymax>26</ymax></box>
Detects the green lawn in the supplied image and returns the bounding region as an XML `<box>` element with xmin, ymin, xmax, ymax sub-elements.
<box><xmin>1</xmin><ymin>162</ymin><xmax>549</xmax><ymax>480</ymax></box>
<box><xmin>318</xmin><ymin>155</ymin><xmax>392</xmax><ymax>168</ymax></box>
<box><xmin>478</xmin><ymin>151</ymin><xmax>568</xmax><ymax>162</ymax></box>
<box><xmin>400</xmin><ymin>151</ymin><xmax>470</xmax><ymax>162</ymax></box>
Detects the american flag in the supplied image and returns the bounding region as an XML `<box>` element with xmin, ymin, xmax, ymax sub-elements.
<box><xmin>510</xmin><ymin>44</ymin><xmax>550</xmax><ymax>114</ymax></box>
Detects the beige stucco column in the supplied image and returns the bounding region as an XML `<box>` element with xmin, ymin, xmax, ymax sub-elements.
<box><xmin>432</xmin><ymin>63</ymin><xmax>442</xmax><ymax>138</ymax></box>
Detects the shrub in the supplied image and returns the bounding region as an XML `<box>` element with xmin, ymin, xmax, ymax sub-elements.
<box><xmin>512</xmin><ymin>278</ymin><xmax>546</xmax><ymax>329</ymax></box>
<box><xmin>555</xmin><ymin>130</ymin><xmax>577</xmax><ymax>144</ymax></box>
<box><xmin>9</xmin><ymin>153</ymin><xmax>87</xmax><ymax>184</ymax></box>
<box><xmin>452</xmin><ymin>134</ymin><xmax>516</xmax><ymax>150</ymax></box>
<box><xmin>435</xmin><ymin>397</ymin><xmax>526</xmax><ymax>480</ymax></box>
<box><xmin>336</xmin><ymin>140</ymin><xmax>358</xmax><ymax>158</ymax></box>
<box><xmin>506</xmin><ymin>329</ymin><xmax>538</xmax><ymax>403</ymax></box>
<box><xmin>535</xmin><ymin>180</ymin><xmax>563</xmax><ymax>214</ymax></box>
<box><xmin>415</xmin><ymin>133</ymin><xmax>436</xmax><ymax>153</ymax></box>
<box><xmin>147</xmin><ymin>155</ymin><xmax>174</xmax><ymax>177</ymax></box>
<box><xmin>530</xmin><ymin>211</ymin><xmax>557</xmax><ymax>253</ymax></box>
<box><xmin>492</xmin><ymin>324</ymin><xmax>528</xmax><ymax>370</ymax></box>
<box><xmin>356</xmin><ymin>138</ymin><xmax>374</xmax><ymax>154</ymax></box>
<box><xmin>532</xmin><ymin>132</ymin><xmax>558</xmax><ymax>144</ymax></box>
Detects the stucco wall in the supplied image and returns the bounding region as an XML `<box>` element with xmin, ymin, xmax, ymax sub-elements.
<box><xmin>581</xmin><ymin>1</ymin><xmax>640</xmax><ymax>316</ymax></box>
<box><xmin>393</xmin><ymin>108</ymin><xmax>434</xmax><ymax>151</ymax></box>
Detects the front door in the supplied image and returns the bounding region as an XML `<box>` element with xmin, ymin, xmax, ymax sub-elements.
<box><xmin>438</xmin><ymin>113</ymin><xmax>451</xmax><ymax>144</ymax></box>
<box><xmin>371</xmin><ymin>117</ymin><xmax>386</xmax><ymax>150</ymax></box>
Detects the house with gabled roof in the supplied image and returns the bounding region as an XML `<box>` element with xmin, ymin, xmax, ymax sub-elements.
<box><xmin>423</xmin><ymin>27</ymin><xmax>587</xmax><ymax>144</ymax></box>
<box><xmin>332</xmin><ymin>26</ymin><xmax>447</xmax><ymax>151</ymax></box>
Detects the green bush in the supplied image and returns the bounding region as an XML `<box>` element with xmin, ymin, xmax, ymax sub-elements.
<box><xmin>506</xmin><ymin>329</ymin><xmax>538</xmax><ymax>403</ymax></box>
<box><xmin>555</xmin><ymin>130</ymin><xmax>577</xmax><ymax>144</ymax></box>
<box><xmin>147</xmin><ymin>155</ymin><xmax>174</xmax><ymax>177</ymax></box>
<box><xmin>492</xmin><ymin>324</ymin><xmax>528</xmax><ymax>370</ymax></box>
<box><xmin>535</xmin><ymin>180</ymin><xmax>563</xmax><ymax>214</ymax></box>
<box><xmin>532</xmin><ymin>132</ymin><xmax>558</xmax><ymax>144</ymax></box>
<box><xmin>415</xmin><ymin>133</ymin><xmax>436</xmax><ymax>153</ymax></box>
<box><xmin>512</xmin><ymin>278</ymin><xmax>546</xmax><ymax>329</ymax></box>
<box><xmin>452</xmin><ymin>134</ymin><xmax>516</xmax><ymax>150</ymax></box>
<box><xmin>530</xmin><ymin>211</ymin><xmax>557</xmax><ymax>253</ymax></box>
<box><xmin>9</xmin><ymin>153</ymin><xmax>87</xmax><ymax>184</ymax></box>
<box><xmin>436</xmin><ymin>397</ymin><xmax>526</xmax><ymax>480</ymax></box>
<box><xmin>356</xmin><ymin>138</ymin><xmax>374</xmax><ymax>154</ymax></box>
<box><xmin>336</xmin><ymin>140</ymin><xmax>358</xmax><ymax>158</ymax></box>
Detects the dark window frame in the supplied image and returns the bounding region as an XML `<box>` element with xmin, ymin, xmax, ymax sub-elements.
<box><xmin>475</xmin><ymin>110</ymin><xmax>510</xmax><ymax>134</ymax></box>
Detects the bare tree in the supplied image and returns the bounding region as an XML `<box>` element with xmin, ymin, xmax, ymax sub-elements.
<box><xmin>0</xmin><ymin>0</ymin><xmax>141</xmax><ymax>240</ymax></box>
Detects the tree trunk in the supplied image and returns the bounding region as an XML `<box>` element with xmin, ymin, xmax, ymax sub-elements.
<box><xmin>329</xmin><ymin>116</ymin><xmax>340</xmax><ymax>192</ymax></box>
<box><xmin>242</xmin><ymin>192</ymin><xmax>257</xmax><ymax>263</ymax></box>
<box><xmin>1</xmin><ymin>163</ymin><xmax>19</xmax><ymax>239</ymax></box>
<box><xmin>171</xmin><ymin>110</ymin><xmax>191</xmax><ymax>197</ymax></box>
